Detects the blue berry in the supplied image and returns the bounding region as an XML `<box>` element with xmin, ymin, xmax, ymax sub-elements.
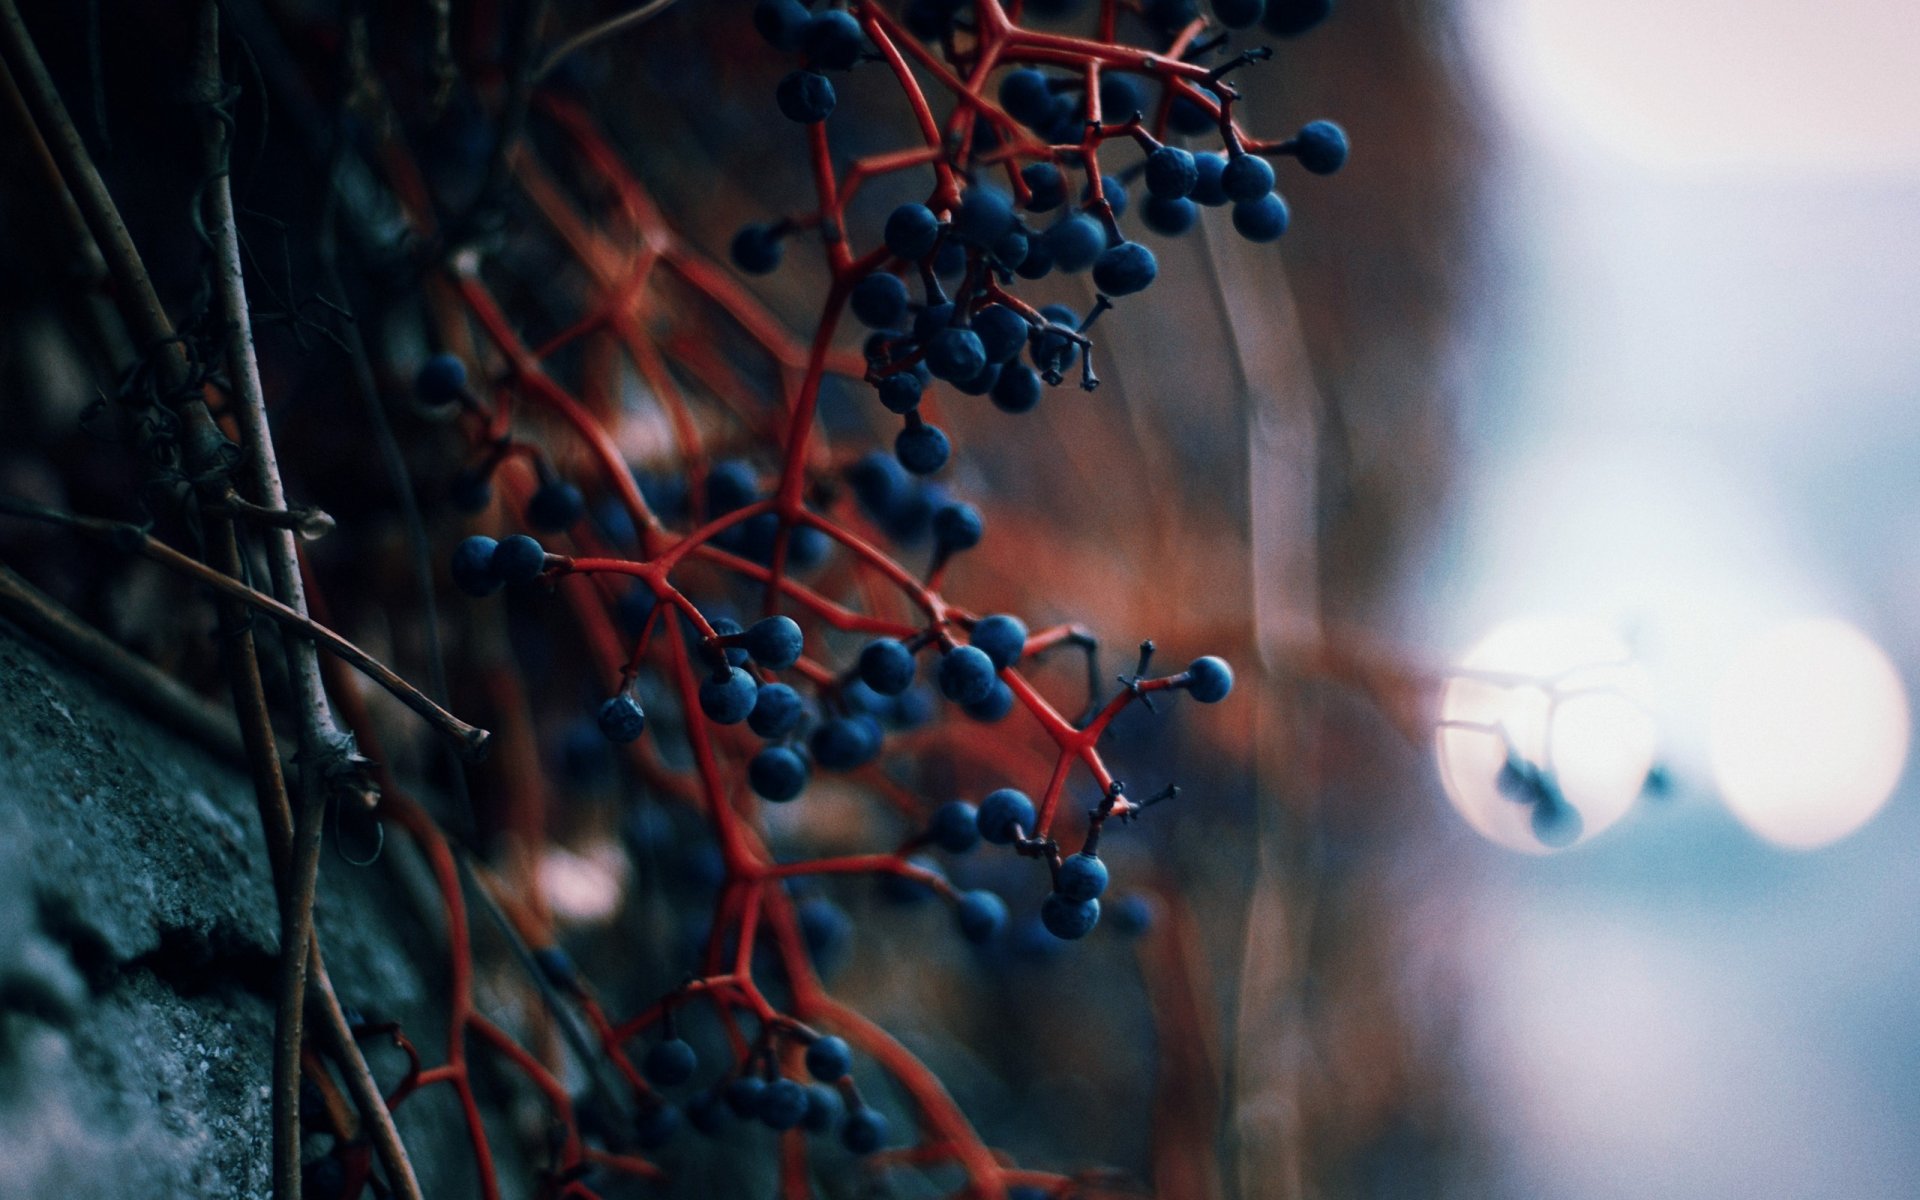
<box><xmin>999</xmin><ymin>68</ymin><xmax>1055</xmax><ymax>128</ymax></box>
<box><xmin>743</xmin><ymin>615</ymin><xmax>804</xmax><ymax>670</ymax></box>
<box><xmin>1191</xmin><ymin>152</ymin><xmax>1229</xmax><ymax>206</ymax></box>
<box><xmin>724</xmin><ymin>1076</ymin><xmax>766</xmax><ymax>1118</ymax></box>
<box><xmin>876</xmin><ymin>371</ymin><xmax>923</xmax><ymax>414</ymax></box>
<box><xmin>776</xmin><ymin>70</ymin><xmax>836</xmax><ymax>123</ymax></box>
<box><xmin>798</xmin><ymin>897</ymin><xmax>853</xmax><ymax>973</ymax></box>
<box><xmin>884</xmin><ymin>203</ymin><xmax>941</xmax><ymax>261</ymax></box>
<box><xmin>534</xmin><ymin>945</ymin><xmax>576</xmax><ymax>989</ymax></box>
<box><xmin>527</xmin><ymin>479</ymin><xmax>583</xmax><ymax>531</ymax></box>
<box><xmin>415</xmin><ymin>353</ymin><xmax>467</xmax><ymax>404</ymax></box>
<box><xmin>971</xmin><ymin>304</ymin><xmax>1028</xmax><ymax>364</ymax></box>
<box><xmin>1056</xmin><ymin>852</ymin><xmax>1109</xmax><ymax>901</ymax></box>
<box><xmin>858</xmin><ymin>639</ymin><xmax>917</xmax><ymax>696</ymax></box>
<box><xmin>1021</xmin><ymin>161</ymin><xmax>1067</xmax><ymax>211</ymax></box>
<box><xmin>491</xmin><ymin>534</ymin><xmax>547</xmax><ymax>583</ymax></box>
<box><xmin>932</xmin><ymin>501</ymin><xmax>983</xmax><ymax>551</ymax></box>
<box><xmin>705</xmin><ymin>615</ymin><xmax>750</xmax><ymax>667</ymax></box>
<box><xmin>699</xmin><ymin>666</ymin><xmax>760</xmax><ymax>724</ymax></box>
<box><xmin>925</xmin><ymin>327</ymin><xmax>987</xmax><ymax>382</ymax></box>
<box><xmin>560</xmin><ymin>719</ymin><xmax>611</xmax><ymax>781</ymax></box>
<box><xmin>1222</xmin><ymin>153</ymin><xmax>1276</xmax><ymax>203</ymax></box>
<box><xmin>748</xmin><ymin>682</ymin><xmax>805</xmax><ymax>738</ymax></box>
<box><xmin>956</xmin><ymin>889</ymin><xmax>1008</xmax><ymax>943</ymax></box>
<box><xmin>810</xmin><ymin>713</ymin><xmax>882</xmax><ymax>770</ymax></box>
<box><xmin>841</xmin><ymin>1107</ymin><xmax>888</xmax><ymax>1155</ymax></box>
<box><xmin>805</xmin><ymin>1035</ymin><xmax>851</xmax><ymax>1082</ymax></box>
<box><xmin>851</xmin><ymin>273</ymin><xmax>910</xmax><ymax>329</ymax></box>
<box><xmin>1185</xmin><ymin>655</ymin><xmax>1234</xmax><ymax>702</ymax></box>
<box><xmin>1168</xmin><ymin>86</ymin><xmax>1220</xmax><ymax>136</ymax></box>
<box><xmin>1044</xmin><ymin>213</ymin><xmax>1106</xmax><ymax>273</ymax></box>
<box><xmin>1014</xmin><ymin>238</ymin><xmax>1055</xmax><ymax>279</ymax></box>
<box><xmin>1145</xmin><ymin>145</ymin><xmax>1198</xmax><ymax>199</ymax></box>
<box><xmin>731</xmin><ymin>223</ymin><xmax>784</xmax><ymax>273</ymax></box>
<box><xmin>992</xmin><ymin>364</ymin><xmax>1042</xmax><ymax>413</ymax></box>
<box><xmin>888</xmin><ymin>687</ymin><xmax>935</xmax><ymax>729</ymax></box>
<box><xmin>802</xmin><ymin>9</ymin><xmax>864</xmax><ymax>69</ymax></box>
<box><xmin>895</xmin><ymin>422</ymin><xmax>950</xmax><ymax>475</ymax></box>
<box><xmin>1093</xmin><ymin>242</ymin><xmax>1157</xmax><ymax>296</ymax></box>
<box><xmin>953</xmin><ymin>362</ymin><xmax>1000</xmax><ymax>397</ymax></box>
<box><xmin>749</xmin><ymin>745</ymin><xmax>809</xmax><ymax>802</ymax></box>
<box><xmin>962</xmin><ymin>680</ymin><xmax>1014</xmax><ymax>722</ymax></box>
<box><xmin>929</xmin><ymin>800</ymin><xmax>980</xmax><ymax>852</ymax></box>
<box><xmin>451</xmin><ymin>535</ymin><xmax>501</xmax><ymax>597</ymax></box>
<box><xmin>936</xmin><ymin>645</ymin><xmax>997</xmax><ymax>704</ymax></box>
<box><xmin>1293</xmin><ymin>119</ymin><xmax>1349</xmax><ymax>174</ymax></box>
<box><xmin>933</xmin><ymin>236</ymin><xmax>966</xmax><ymax>278</ymax></box>
<box><xmin>913</xmin><ymin>301</ymin><xmax>956</xmax><ymax>342</ymax></box>
<box><xmin>1228</xmin><ymin>190</ymin><xmax>1287</xmax><ymax>239</ymax></box>
<box><xmin>754</xmin><ymin>0</ymin><xmax>810</xmax><ymax>49</ymax></box>
<box><xmin>1041</xmin><ymin>892</ymin><xmax>1101</xmax><ymax>939</ymax></box>
<box><xmin>954</xmin><ymin>186</ymin><xmax>1017</xmax><ymax>246</ymax></box>
<box><xmin>1532</xmin><ymin>796</ymin><xmax>1584</xmax><ymax>847</ymax></box>
<box><xmin>1143</xmin><ymin>195</ymin><xmax>1198</xmax><ymax>237</ymax></box>
<box><xmin>598</xmin><ymin>694</ymin><xmax>646</xmax><ymax>743</ymax></box>
<box><xmin>1107</xmin><ymin>892</ymin><xmax>1156</xmax><ymax>935</ymax></box>
<box><xmin>970</xmin><ymin>614</ymin><xmax>1027</xmax><ymax>670</ymax></box>
<box><xmin>644</xmin><ymin>1038</ymin><xmax>698</xmax><ymax>1088</ymax></box>
<box><xmin>1100</xmin><ymin>74</ymin><xmax>1147</xmax><ymax>122</ymax></box>
<box><xmin>634</xmin><ymin>1103</ymin><xmax>681</xmax><ymax>1148</ymax></box>
<box><xmin>758</xmin><ymin>1078</ymin><xmax>809</xmax><ymax>1130</ymax></box>
<box><xmin>1213</xmin><ymin>0</ymin><xmax>1265</xmax><ymax>27</ymax></box>
<box><xmin>991</xmin><ymin>227</ymin><xmax>1030</xmax><ymax>269</ymax></box>
<box><xmin>1262</xmin><ymin>0</ymin><xmax>1331</xmax><ymax>37</ymax></box>
<box><xmin>802</xmin><ymin>1083</ymin><xmax>843</xmax><ymax>1134</ymax></box>
<box><xmin>977</xmin><ymin>787</ymin><xmax>1035</xmax><ymax>844</ymax></box>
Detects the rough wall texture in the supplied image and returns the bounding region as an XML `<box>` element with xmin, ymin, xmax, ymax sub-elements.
<box><xmin>0</xmin><ymin>619</ymin><xmax>498</xmax><ymax>1198</ymax></box>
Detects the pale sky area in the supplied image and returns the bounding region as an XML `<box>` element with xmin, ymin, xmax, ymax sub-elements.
<box><xmin>1427</xmin><ymin>3</ymin><xmax>1920</xmax><ymax>1197</ymax></box>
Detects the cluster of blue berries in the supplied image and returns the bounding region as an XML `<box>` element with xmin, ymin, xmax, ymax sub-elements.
<box><xmin>631</xmin><ymin>1024</ymin><xmax>889</xmax><ymax>1155</ymax></box>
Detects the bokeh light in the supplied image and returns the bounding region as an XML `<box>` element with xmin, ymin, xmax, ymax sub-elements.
<box><xmin>1709</xmin><ymin>618</ymin><xmax>1910</xmax><ymax>849</ymax></box>
<box><xmin>1437</xmin><ymin>617</ymin><xmax>1660</xmax><ymax>854</ymax></box>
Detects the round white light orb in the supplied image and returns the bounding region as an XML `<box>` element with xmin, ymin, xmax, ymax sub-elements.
<box><xmin>1437</xmin><ymin>617</ymin><xmax>1660</xmax><ymax>854</ymax></box>
<box><xmin>1709</xmin><ymin>618</ymin><xmax>1909</xmax><ymax>849</ymax></box>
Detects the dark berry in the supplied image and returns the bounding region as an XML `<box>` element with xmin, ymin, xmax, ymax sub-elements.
<box><xmin>1021</xmin><ymin>161</ymin><xmax>1067</xmax><ymax>211</ymax></box>
<box><xmin>748</xmin><ymin>682</ymin><xmax>805</xmax><ymax>738</ymax></box>
<box><xmin>1168</xmin><ymin>86</ymin><xmax>1220</xmax><ymax>136</ymax></box>
<box><xmin>810</xmin><ymin>713</ymin><xmax>882</xmax><ymax>770</ymax></box>
<box><xmin>969</xmin><ymin>614</ymin><xmax>1027</xmax><ymax>670</ymax></box>
<box><xmin>1145</xmin><ymin>145</ymin><xmax>1198</xmax><ymax>199</ymax></box>
<box><xmin>1221</xmin><ymin>153</ymin><xmax>1277</xmax><ymax>203</ymax></box>
<box><xmin>992</xmin><ymin>364</ymin><xmax>1042</xmax><ymax>413</ymax></box>
<box><xmin>1143</xmin><ymin>195</ymin><xmax>1198</xmax><ymax>237</ymax></box>
<box><xmin>884</xmin><ymin>203</ymin><xmax>941</xmax><ymax>261</ymax></box>
<box><xmin>805</xmin><ymin>1035</ymin><xmax>851</xmax><ymax>1082</ymax></box>
<box><xmin>876</xmin><ymin>371</ymin><xmax>923</xmax><ymax>414</ymax></box>
<box><xmin>961</xmin><ymin>680</ymin><xmax>1015</xmax><ymax>722</ymax></box>
<box><xmin>858</xmin><ymin>639</ymin><xmax>917</xmax><ymax>696</ymax></box>
<box><xmin>1084</xmin><ymin>173</ymin><xmax>1129</xmax><ymax>219</ymax></box>
<box><xmin>953</xmin><ymin>362</ymin><xmax>1001</xmax><ymax>397</ymax></box>
<box><xmin>415</xmin><ymin>353</ymin><xmax>468</xmax><ymax>404</ymax></box>
<box><xmin>802</xmin><ymin>1083</ymin><xmax>843</xmax><ymax>1133</ymax></box>
<box><xmin>699</xmin><ymin>666</ymin><xmax>760</xmax><ymax>724</ymax></box>
<box><xmin>879</xmin><ymin>854</ymin><xmax>943</xmax><ymax>904</ymax></box>
<box><xmin>925</xmin><ymin>327</ymin><xmax>987</xmax><ymax>382</ymax></box>
<box><xmin>1233</xmin><ymin>193</ymin><xmax>1289</xmax><ymax>242</ymax></box>
<box><xmin>1185</xmin><ymin>655</ymin><xmax>1234</xmax><ymax>702</ymax></box>
<box><xmin>1056</xmin><ymin>852</ymin><xmax>1109</xmax><ymax>901</ymax></box>
<box><xmin>688</xmin><ymin>1091</ymin><xmax>730</xmax><ymax>1136</ymax></box>
<box><xmin>977</xmin><ymin>787</ymin><xmax>1035</xmax><ymax>844</ymax></box>
<box><xmin>841</xmin><ymin>1107</ymin><xmax>888</xmax><ymax>1155</ymax></box>
<box><xmin>1191</xmin><ymin>152</ymin><xmax>1229</xmax><ymax>206</ymax></box>
<box><xmin>758</xmin><ymin>1078</ymin><xmax>809</xmax><ymax>1130</ymax></box>
<box><xmin>776</xmin><ymin>70</ymin><xmax>837</xmax><ymax>123</ymax></box>
<box><xmin>749</xmin><ymin>745</ymin><xmax>809</xmax><ymax>802</ymax></box>
<box><xmin>1293</xmin><ymin>119</ymin><xmax>1349</xmax><ymax>174</ymax></box>
<box><xmin>598</xmin><ymin>694</ymin><xmax>646</xmax><ymax>743</ymax></box>
<box><xmin>527</xmin><ymin>479</ymin><xmax>584</xmax><ymax>531</ymax></box>
<box><xmin>731</xmin><ymin>223</ymin><xmax>784</xmax><ymax>273</ymax></box>
<box><xmin>894</xmin><ymin>422</ymin><xmax>950</xmax><ymax>475</ymax></box>
<box><xmin>1041</xmin><ymin>892</ymin><xmax>1101</xmax><ymax>939</ymax></box>
<box><xmin>851</xmin><ymin>273</ymin><xmax>910</xmax><ymax>328</ymax></box>
<box><xmin>956</xmin><ymin>889</ymin><xmax>1007</xmax><ymax>943</ymax></box>
<box><xmin>1092</xmin><ymin>241</ymin><xmax>1157</xmax><ymax>296</ymax></box>
<box><xmin>725</xmin><ymin>1076</ymin><xmax>767</xmax><ymax>1118</ymax></box>
<box><xmin>936</xmin><ymin>645</ymin><xmax>997</xmax><ymax>704</ymax></box>
<box><xmin>743</xmin><ymin>615</ymin><xmax>804</xmax><ymax>670</ymax></box>
<box><xmin>801</xmin><ymin>9</ymin><xmax>864</xmax><ymax>69</ymax></box>
<box><xmin>754</xmin><ymin>0</ymin><xmax>810</xmax><ymax>49</ymax></box>
<box><xmin>929</xmin><ymin>800</ymin><xmax>980</xmax><ymax>853</ymax></box>
<box><xmin>953</xmin><ymin>186</ymin><xmax>1017</xmax><ymax>246</ymax></box>
<box><xmin>971</xmin><ymin>304</ymin><xmax>1028</xmax><ymax>364</ymax></box>
<box><xmin>1100</xmin><ymin>74</ymin><xmax>1147</xmax><ymax>122</ymax></box>
<box><xmin>644</xmin><ymin>1038</ymin><xmax>698</xmax><ymax>1088</ymax></box>
<box><xmin>491</xmin><ymin>534</ymin><xmax>547</xmax><ymax>584</ymax></box>
<box><xmin>1108</xmin><ymin>892</ymin><xmax>1156</xmax><ymax>935</ymax></box>
<box><xmin>999</xmin><ymin>68</ymin><xmax>1055</xmax><ymax>128</ymax></box>
<box><xmin>635</xmin><ymin>1103</ymin><xmax>681</xmax><ymax>1149</ymax></box>
<box><xmin>1044</xmin><ymin>213</ymin><xmax>1106</xmax><ymax>273</ymax></box>
<box><xmin>932</xmin><ymin>501</ymin><xmax>983</xmax><ymax>551</ymax></box>
<box><xmin>451</xmin><ymin>535</ymin><xmax>501</xmax><ymax>597</ymax></box>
